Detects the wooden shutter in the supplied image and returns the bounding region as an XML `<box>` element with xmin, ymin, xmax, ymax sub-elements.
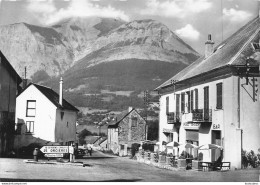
<box><xmin>166</xmin><ymin>96</ymin><xmax>169</xmax><ymax>114</ymax></box>
<box><xmin>176</xmin><ymin>94</ymin><xmax>180</xmax><ymax>113</ymax></box>
<box><xmin>186</xmin><ymin>91</ymin><xmax>191</xmax><ymax>113</ymax></box>
<box><xmin>216</xmin><ymin>83</ymin><xmax>222</xmax><ymax>109</ymax></box>
<box><xmin>195</xmin><ymin>89</ymin><xmax>198</xmax><ymax>110</ymax></box>
<box><xmin>204</xmin><ymin>86</ymin><xmax>209</xmax><ymax>110</ymax></box>
<box><xmin>181</xmin><ymin>93</ymin><xmax>185</xmax><ymax>112</ymax></box>
<box><xmin>191</xmin><ymin>90</ymin><xmax>194</xmax><ymax>112</ymax></box>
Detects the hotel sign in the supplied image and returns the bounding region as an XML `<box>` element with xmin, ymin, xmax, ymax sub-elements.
<box><xmin>183</xmin><ymin>122</ymin><xmax>200</xmax><ymax>130</ymax></box>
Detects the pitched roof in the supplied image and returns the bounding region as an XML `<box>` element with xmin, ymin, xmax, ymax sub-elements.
<box><xmin>107</xmin><ymin>110</ymin><xmax>131</xmax><ymax>127</ymax></box>
<box><xmin>84</xmin><ymin>136</ymin><xmax>101</xmax><ymax>144</ymax></box>
<box><xmin>20</xmin><ymin>83</ymin><xmax>78</xmax><ymax>111</ymax></box>
<box><xmin>156</xmin><ymin>16</ymin><xmax>260</xmax><ymax>90</ymax></box>
<box><xmin>0</xmin><ymin>50</ymin><xmax>22</xmax><ymax>84</ymax></box>
<box><xmin>107</xmin><ymin>108</ymin><xmax>139</xmax><ymax>128</ymax></box>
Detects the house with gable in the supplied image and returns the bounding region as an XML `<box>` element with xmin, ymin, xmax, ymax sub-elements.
<box><xmin>155</xmin><ymin>15</ymin><xmax>260</xmax><ymax>170</ymax></box>
<box><xmin>14</xmin><ymin>77</ymin><xmax>79</xmax><ymax>150</ymax></box>
<box><xmin>107</xmin><ymin>107</ymin><xmax>147</xmax><ymax>156</ymax></box>
<box><xmin>0</xmin><ymin>50</ymin><xmax>22</xmax><ymax>156</ymax></box>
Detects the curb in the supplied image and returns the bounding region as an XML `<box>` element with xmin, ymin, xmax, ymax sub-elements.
<box><xmin>23</xmin><ymin>160</ymin><xmax>84</xmax><ymax>167</ymax></box>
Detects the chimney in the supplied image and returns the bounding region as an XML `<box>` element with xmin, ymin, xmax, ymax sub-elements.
<box><xmin>128</xmin><ymin>107</ymin><xmax>133</xmax><ymax>112</ymax></box>
<box><xmin>205</xmin><ymin>34</ymin><xmax>215</xmax><ymax>58</ymax></box>
<box><xmin>59</xmin><ymin>77</ymin><xmax>63</xmax><ymax>106</ymax></box>
<box><xmin>23</xmin><ymin>67</ymin><xmax>27</xmax><ymax>89</ymax></box>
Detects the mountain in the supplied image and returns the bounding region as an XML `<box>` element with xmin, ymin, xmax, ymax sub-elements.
<box><xmin>0</xmin><ymin>17</ymin><xmax>200</xmax><ymax>110</ymax></box>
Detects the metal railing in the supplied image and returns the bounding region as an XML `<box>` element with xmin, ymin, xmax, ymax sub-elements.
<box><xmin>192</xmin><ymin>109</ymin><xmax>212</xmax><ymax>122</ymax></box>
<box><xmin>167</xmin><ymin>112</ymin><xmax>181</xmax><ymax>124</ymax></box>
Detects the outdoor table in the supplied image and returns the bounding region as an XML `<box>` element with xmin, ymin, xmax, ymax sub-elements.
<box><xmin>199</xmin><ymin>162</ymin><xmax>215</xmax><ymax>171</ymax></box>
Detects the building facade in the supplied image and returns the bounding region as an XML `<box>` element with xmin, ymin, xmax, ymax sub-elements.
<box><xmin>0</xmin><ymin>50</ymin><xmax>22</xmax><ymax>156</ymax></box>
<box><xmin>14</xmin><ymin>78</ymin><xmax>78</xmax><ymax>150</ymax></box>
<box><xmin>107</xmin><ymin>107</ymin><xmax>147</xmax><ymax>156</ymax></box>
<box><xmin>155</xmin><ymin>16</ymin><xmax>260</xmax><ymax>170</ymax></box>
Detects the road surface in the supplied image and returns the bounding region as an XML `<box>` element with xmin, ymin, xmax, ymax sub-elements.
<box><xmin>0</xmin><ymin>150</ymin><xmax>259</xmax><ymax>182</ymax></box>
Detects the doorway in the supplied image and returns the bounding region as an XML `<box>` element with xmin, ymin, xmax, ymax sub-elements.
<box><xmin>211</xmin><ymin>130</ymin><xmax>221</xmax><ymax>161</ymax></box>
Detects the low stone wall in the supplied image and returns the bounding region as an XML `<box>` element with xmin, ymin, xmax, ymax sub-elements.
<box><xmin>136</xmin><ymin>151</ymin><xmax>184</xmax><ymax>171</ymax></box>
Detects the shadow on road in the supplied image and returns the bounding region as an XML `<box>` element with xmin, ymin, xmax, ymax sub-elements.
<box><xmin>0</xmin><ymin>178</ymin><xmax>143</xmax><ymax>182</ymax></box>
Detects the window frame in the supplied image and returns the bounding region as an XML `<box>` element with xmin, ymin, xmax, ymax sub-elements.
<box><xmin>191</xmin><ymin>90</ymin><xmax>194</xmax><ymax>112</ymax></box>
<box><xmin>26</xmin><ymin>100</ymin><xmax>36</xmax><ymax>117</ymax></box>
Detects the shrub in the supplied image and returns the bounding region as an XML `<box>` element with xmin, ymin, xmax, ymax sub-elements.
<box><xmin>242</xmin><ymin>150</ymin><xmax>260</xmax><ymax>168</ymax></box>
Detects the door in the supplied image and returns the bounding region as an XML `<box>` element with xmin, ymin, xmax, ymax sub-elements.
<box><xmin>211</xmin><ymin>130</ymin><xmax>221</xmax><ymax>161</ymax></box>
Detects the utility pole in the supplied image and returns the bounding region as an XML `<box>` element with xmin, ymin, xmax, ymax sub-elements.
<box><xmin>143</xmin><ymin>90</ymin><xmax>149</xmax><ymax>140</ymax></box>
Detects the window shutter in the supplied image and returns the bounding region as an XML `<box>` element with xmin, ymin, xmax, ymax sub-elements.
<box><xmin>176</xmin><ymin>94</ymin><xmax>180</xmax><ymax>113</ymax></box>
<box><xmin>181</xmin><ymin>93</ymin><xmax>185</xmax><ymax>112</ymax></box>
<box><xmin>195</xmin><ymin>89</ymin><xmax>198</xmax><ymax>110</ymax></box>
<box><xmin>216</xmin><ymin>83</ymin><xmax>223</xmax><ymax>109</ymax></box>
<box><xmin>166</xmin><ymin>96</ymin><xmax>169</xmax><ymax>114</ymax></box>
<box><xmin>204</xmin><ymin>86</ymin><xmax>209</xmax><ymax>110</ymax></box>
<box><xmin>191</xmin><ymin>90</ymin><xmax>194</xmax><ymax>112</ymax></box>
<box><xmin>186</xmin><ymin>91</ymin><xmax>191</xmax><ymax>113</ymax></box>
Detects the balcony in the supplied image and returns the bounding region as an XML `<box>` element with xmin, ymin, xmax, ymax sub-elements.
<box><xmin>167</xmin><ymin>112</ymin><xmax>181</xmax><ymax>124</ymax></box>
<box><xmin>192</xmin><ymin>109</ymin><xmax>212</xmax><ymax>122</ymax></box>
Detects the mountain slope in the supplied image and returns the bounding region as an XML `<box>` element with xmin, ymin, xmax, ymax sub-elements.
<box><xmin>0</xmin><ymin>23</ymin><xmax>74</xmax><ymax>78</ymax></box>
<box><xmin>71</xmin><ymin>19</ymin><xmax>199</xmax><ymax>71</ymax></box>
<box><xmin>0</xmin><ymin>17</ymin><xmax>200</xmax><ymax>110</ymax></box>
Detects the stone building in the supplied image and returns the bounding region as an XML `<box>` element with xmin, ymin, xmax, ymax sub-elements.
<box><xmin>0</xmin><ymin>50</ymin><xmax>22</xmax><ymax>156</ymax></box>
<box><xmin>107</xmin><ymin>107</ymin><xmax>147</xmax><ymax>156</ymax></box>
<box><xmin>155</xmin><ymin>15</ymin><xmax>260</xmax><ymax>170</ymax></box>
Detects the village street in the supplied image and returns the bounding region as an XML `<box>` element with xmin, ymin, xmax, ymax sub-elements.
<box><xmin>0</xmin><ymin>150</ymin><xmax>259</xmax><ymax>182</ymax></box>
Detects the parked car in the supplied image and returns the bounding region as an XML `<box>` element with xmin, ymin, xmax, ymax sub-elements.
<box><xmin>75</xmin><ymin>148</ymin><xmax>86</xmax><ymax>158</ymax></box>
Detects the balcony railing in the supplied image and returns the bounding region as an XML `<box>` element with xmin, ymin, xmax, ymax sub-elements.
<box><xmin>192</xmin><ymin>109</ymin><xmax>212</xmax><ymax>122</ymax></box>
<box><xmin>167</xmin><ymin>112</ymin><xmax>181</xmax><ymax>124</ymax></box>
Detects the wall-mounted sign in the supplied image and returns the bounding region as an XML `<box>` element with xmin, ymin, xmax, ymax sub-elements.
<box><xmin>183</xmin><ymin>122</ymin><xmax>200</xmax><ymax>130</ymax></box>
<box><xmin>44</xmin><ymin>154</ymin><xmax>63</xmax><ymax>158</ymax></box>
<box><xmin>212</xmin><ymin>123</ymin><xmax>221</xmax><ymax>130</ymax></box>
<box><xmin>163</xmin><ymin>128</ymin><xmax>174</xmax><ymax>133</ymax></box>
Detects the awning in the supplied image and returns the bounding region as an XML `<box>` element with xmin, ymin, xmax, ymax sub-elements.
<box><xmin>163</xmin><ymin>128</ymin><xmax>174</xmax><ymax>133</ymax></box>
<box><xmin>186</xmin><ymin>130</ymin><xmax>199</xmax><ymax>141</ymax></box>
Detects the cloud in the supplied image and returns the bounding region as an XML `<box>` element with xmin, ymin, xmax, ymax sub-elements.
<box><xmin>175</xmin><ymin>24</ymin><xmax>200</xmax><ymax>41</ymax></box>
<box><xmin>26</xmin><ymin>0</ymin><xmax>129</xmax><ymax>25</ymax></box>
<box><xmin>140</xmin><ymin>0</ymin><xmax>212</xmax><ymax>18</ymax></box>
<box><xmin>223</xmin><ymin>8</ymin><xmax>252</xmax><ymax>22</ymax></box>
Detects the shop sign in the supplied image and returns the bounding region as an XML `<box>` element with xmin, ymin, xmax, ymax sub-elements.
<box><xmin>212</xmin><ymin>123</ymin><xmax>221</xmax><ymax>130</ymax></box>
<box><xmin>183</xmin><ymin>122</ymin><xmax>200</xmax><ymax>130</ymax></box>
<box><xmin>163</xmin><ymin>128</ymin><xmax>174</xmax><ymax>133</ymax></box>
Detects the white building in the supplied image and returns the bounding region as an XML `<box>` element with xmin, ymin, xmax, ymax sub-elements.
<box><xmin>155</xmin><ymin>16</ymin><xmax>260</xmax><ymax>170</ymax></box>
<box><xmin>14</xmin><ymin>78</ymin><xmax>78</xmax><ymax>149</ymax></box>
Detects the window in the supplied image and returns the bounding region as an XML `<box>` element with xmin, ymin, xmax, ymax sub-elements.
<box><xmin>26</xmin><ymin>100</ymin><xmax>36</xmax><ymax>117</ymax></box>
<box><xmin>166</xmin><ymin>96</ymin><xmax>169</xmax><ymax>115</ymax></box>
<box><xmin>216</xmin><ymin>83</ymin><xmax>223</xmax><ymax>109</ymax></box>
<box><xmin>186</xmin><ymin>91</ymin><xmax>191</xmax><ymax>113</ymax></box>
<box><xmin>181</xmin><ymin>93</ymin><xmax>185</xmax><ymax>113</ymax></box>
<box><xmin>131</xmin><ymin>117</ymin><xmax>137</xmax><ymax>127</ymax></box>
<box><xmin>26</xmin><ymin>121</ymin><xmax>34</xmax><ymax>133</ymax></box>
<box><xmin>194</xmin><ymin>89</ymin><xmax>198</xmax><ymax>110</ymax></box>
<box><xmin>191</xmin><ymin>90</ymin><xmax>194</xmax><ymax>112</ymax></box>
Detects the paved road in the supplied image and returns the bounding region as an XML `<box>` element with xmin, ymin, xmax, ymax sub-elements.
<box><xmin>0</xmin><ymin>151</ymin><xmax>259</xmax><ymax>182</ymax></box>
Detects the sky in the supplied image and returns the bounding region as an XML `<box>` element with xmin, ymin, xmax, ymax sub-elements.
<box><xmin>0</xmin><ymin>0</ymin><xmax>259</xmax><ymax>54</ymax></box>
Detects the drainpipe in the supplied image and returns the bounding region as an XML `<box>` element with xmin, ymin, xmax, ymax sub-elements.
<box><xmin>237</xmin><ymin>77</ymin><xmax>240</xmax><ymax>129</ymax></box>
